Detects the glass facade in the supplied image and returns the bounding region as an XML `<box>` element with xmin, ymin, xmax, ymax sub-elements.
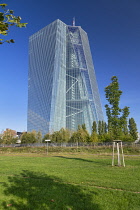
<box><xmin>27</xmin><ymin>19</ymin><xmax>103</xmax><ymax>136</ymax></box>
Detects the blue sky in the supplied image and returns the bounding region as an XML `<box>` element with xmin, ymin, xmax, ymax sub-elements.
<box><xmin>0</xmin><ymin>0</ymin><xmax>140</xmax><ymax>132</ymax></box>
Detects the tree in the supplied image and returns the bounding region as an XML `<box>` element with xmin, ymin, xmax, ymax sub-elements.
<box><xmin>90</xmin><ymin>132</ymin><xmax>98</xmax><ymax>143</ymax></box>
<box><xmin>92</xmin><ymin>121</ymin><xmax>97</xmax><ymax>133</ymax></box>
<box><xmin>98</xmin><ymin>121</ymin><xmax>108</xmax><ymax>142</ymax></box>
<box><xmin>51</xmin><ymin>131</ymin><xmax>62</xmax><ymax>143</ymax></box>
<box><xmin>59</xmin><ymin>128</ymin><xmax>71</xmax><ymax>142</ymax></box>
<box><xmin>20</xmin><ymin>131</ymin><xmax>37</xmax><ymax>144</ymax></box>
<box><xmin>36</xmin><ymin>131</ymin><xmax>42</xmax><ymax>143</ymax></box>
<box><xmin>2</xmin><ymin>128</ymin><xmax>18</xmax><ymax>144</ymax></box>
<box><xmin>104</xmin><ymin>122</ymin><xmax>108</xmax><ymax>133</ymax></box>
<box><xmin>69</xmin><ymin>131</ymin><xmax>81</xmax><ymax>143</ymax></box>
<box><xmin>0</xmin><ymin>3</ymin><xmax>27</xmax><ymax>44</ymax></box>
<box><xmin>81</xmin><ymin>124</ymin><xmax>86</xmax><ymax>131</ymax></box>
<box><xmin>42</xmin><ymin>133</ymin><xmax>51</xmax><ymax>143</ymax></box>
<box><xmin>101</xmin><ymin>132</ymin><xmax>114</xmax><ymax>142</ymax></box>
<box><xmin>128</xmin><ymin>118</ymin><xmax>138</xmax><ymax>141</ymax></box>
<box><xmin>105</xmin><ymin>76</ymin><xmax>130</xmax><ymax>139</ymax></box>
<box><xmin>120</xmin><ymin>106</ymin><xmax>129</xmax><ymax>135</ymax></box>
<box><xmin>70</xmin><ymin>125</ymin><xmax>90</xmax><ymax>143</ymax></box>
<box><xmin>43</xmin><ymin>128</ymin><xmax>71</xmax><ymax>143</ymax></box>
<box><xmin>98</xmin><ymin>121</ymin><xmax>102</xmax><ymax>135</ymax></box>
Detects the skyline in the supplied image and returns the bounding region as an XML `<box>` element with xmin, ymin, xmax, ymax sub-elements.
<box><xmin>0</xmin><ymin>0</ymin><xmax>140</xmax><ymax>132</ymax></box>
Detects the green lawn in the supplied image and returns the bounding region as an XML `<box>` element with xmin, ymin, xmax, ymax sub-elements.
<box><xmin>0</xmin><ymin>153</ymin><xmax>140</xmax><ymax>210</ymax></box>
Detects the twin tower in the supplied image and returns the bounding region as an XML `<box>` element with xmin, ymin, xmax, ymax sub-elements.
<box><xmin>27</xmin><ymin>19</ymin><xmax>104</xmax><ymax>136</ymax></box>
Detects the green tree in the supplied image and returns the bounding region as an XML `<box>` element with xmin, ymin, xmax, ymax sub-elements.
<box><xmin>81</xmin><ymin>124</ymin><xmax>86</xmax><ymax>131</ymax></box>
<box><xmin>70</xmin><ymin>125</ymin><xmax>90</xmax><ymax>143</ymax></box>
<box><xmin>104</xmin><ymin>122</ymin><xmax>108</xmax><ymax>133</ymax></box>
<box><xmin>102</xmin><ymin>121</ymin><xmax>107</xmax><ymax>134</ymax></box>
<box><xmin>44</xmin><ymin>128</ymin><xmax>71</xmax><ymax>143</ymax></box>
<box><xmin>20</xmin><ymin>131</ymin><xmax>37</xmax><ymax>144</ymax></box>
<box><xmin>121</xmin><ymin>133</ymin><xmax>133</xmax><ymax>142</ymax></box>
<box><xmin>120</xmin><ymin>106</ymin><xmax>130</xmax><ymax>135</ymax></box>
<box><xmin>0</xmin><ymin>3</ymin><xmax>27</xmax><ymax>44</ymax></box>
<box><xmin>90</xmin><ymin>132</ymin><xmax>98</xmax><ymax>143</ymax></box>
<box><xmin>69</xmin><ymin>131</ymin><xmax>81</xmax><ymax>143</ymax></box>
<box><xmin>98</xmin><ymin>121</ymin><xmax>107</xmax><ymax>142</ymax></box>
<box><xmin>59</xmin><ymin>128</ymin><xmax>71</xmax><ymax>142</ymax></box>
<box><xmin>51</xmin><ymin>131</ymin><xmax>62</xmax><ymax>143</ymax></box>
<box><xmin>92</xmin><ymin>121</ymin><xmax>97</xmax><ymax>133</ymax></box>
<box><xmin>102</xmin><ymin>132</ymin><xmax>114</xmax><ymax>142</ymax></box>
<box><xmin>98</xmin><ymin>121</ymin><xmax>106</xmax><ymax>142</ymax></box>
<box><xmin>105</xmin><ymin>76</ymin><xmax>130</xmax><ymax>139</ymax></box>
<box><xmin>128</xmin><ymin>118</ymin><xmax>138</xmax><ymax>141</ymax></box>
<box><xmin>91</xmin><ymin>121</ymin><xmax>99</xmax><ymax>142</ymax></box>
<box><xmin>98</xmin><ymin>121</ymin><xmax>102</xmax><ymax>135</ymax></box>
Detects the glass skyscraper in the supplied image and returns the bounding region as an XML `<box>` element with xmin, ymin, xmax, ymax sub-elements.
<box><xmin>27</xmin><ymin>19</ymin><xmax>103</xmax><ymax>136</ymax></box>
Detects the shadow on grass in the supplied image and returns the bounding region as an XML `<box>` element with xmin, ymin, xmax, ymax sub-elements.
<box><xmin>54</xmin><ymin>156</ymin><xmax>93</xmax><ymax>163</ymax></box>
<box><xmin>55</xmin><ymin>156</ymin><xmax>111</xmax><ymax>166</ymax></box>
<box><xmin>2</xmin><ymin>170</ymin><xmax>101</xmax><ymax>210</ymax></box>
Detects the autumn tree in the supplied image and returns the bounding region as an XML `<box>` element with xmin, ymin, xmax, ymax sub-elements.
<box><xmin>2</xmin><ymin>128</ymin><xmax>18</xmax><ymax>144</ymax></box>
<box><xmin>0</xmin><ymin>3</ymin><xmax>27</xmax><ymax>44</ymax></box>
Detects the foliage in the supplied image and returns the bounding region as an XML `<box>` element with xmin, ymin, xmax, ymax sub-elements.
<box><xmin>43</xmin><ymin>128</ymin><xmax>71</xmax><ymax>143</ymax></box>
<box><xmin>69</xmin><ymin>131</ymin><xmax>80</xmax><ymax>143</ymax></box>
<box><xmin>59</xmin><ymin>128</ymin><xmax>71</xmax><ymax>142</ymax></box>
<box><xmin>70</xmin><ymin>124</ymin><xmax>90</xmax><ymax>143</ymax></box>
<box><xmin>98</xmin><ymin>121</ymin><xmax>102</xmax><ymax>135</ymax></box>
<box><xmin>51</xmin><ymin>128</ymin><xmax>71</xmax><ymax>143</ymax></box>
<box><xmin>36</xmin><ymin>131</ymin><xmax>42</xmax><ymax>143</ymax></box>
<box><xmin>128</xmin><ymin>118</ymin><xmax>138</xmax><ymax>141</ymax></box>
<box><xmin>101</xmin><ymin>132</ymin><xmax>114</xmax><ymax>142</ymax></box>
<box><xmin>90</xmin><ymin>131</ymin><xmax>98</xmax><ymax>142</ymax></box>
<box><xmin>105</xmin><ymin>76</ymin><xmax>130</xmax><ymax>139</ymax></box>
<box><xmin>121</xmin><ymin>133</ymin><xmax>133</xmax><ymax>142</ymax></box>
<box><xmin>1</xmin><ymin>128</ymin><xmax>18</xmax><ymax>144</ymax></box>
<box><xmin>42</xmin><ymin>133</ymin><xmax>51</xmax><ymax>143</ymax></box>
<box><xmin>0</xmin><ymin>3</ymin><xmax>27</xmax><ymax>44</ymax></box>
<box><xmin>20</xmin><ymin>131</ymin><xmax>39</xmax><ymax>144</ymax></box>
<box><xmin>92</xmin><ymin>121</ymin><xmax>97</xmax><ymax>133</ymax></box>
<box><xmin>81</xmin><ymin>123</ymin><xmax>86</xmax><ymax>131</ymax></box>
<box><xmin>98</xmin><ymin>121</ymin><xmax>106</xmax><ymax>135</ymax></box>
<box><xmin>51</xmin><ymin>131</ymin><xmax>63</xmax><ymax>143</ymax></box>
<box><xmin>104</xmin><ymin>122</ymin><xmax>108</xmax><ymax>133</ymax></box>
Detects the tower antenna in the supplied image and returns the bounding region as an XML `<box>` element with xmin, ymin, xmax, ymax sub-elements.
<box><xmin>72</xmin><ymin>17</ymin><xmax>75</xmax><ymax>26</ymax></box>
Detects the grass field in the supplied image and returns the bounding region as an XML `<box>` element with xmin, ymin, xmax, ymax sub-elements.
<box><xmin>0</xmin><ymin>152</ymin><xmax>140</xmax><ymax>210</ymax></box>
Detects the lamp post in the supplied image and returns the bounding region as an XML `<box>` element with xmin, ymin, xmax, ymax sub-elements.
<box><xmin>45</xmin><ymin>139</ymin><xmax>51</xmax><ymax>155</ymax></box>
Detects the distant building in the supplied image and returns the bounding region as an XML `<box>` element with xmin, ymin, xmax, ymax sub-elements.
<box><xmin>27</xmin><ymin>19</ymin><xmax>104</xmax><ymax>136</ymax></box>
<box><xmin>17</xmin><ymin>132</ymin><xmax>24</xmax><ymax>138</ymax></box>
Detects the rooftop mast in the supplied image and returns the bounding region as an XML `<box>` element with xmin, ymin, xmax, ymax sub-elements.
<box><xmin>72</xmin><ymin>17</ymin><xmax>75</xmax><ymax>26</ymax></box>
